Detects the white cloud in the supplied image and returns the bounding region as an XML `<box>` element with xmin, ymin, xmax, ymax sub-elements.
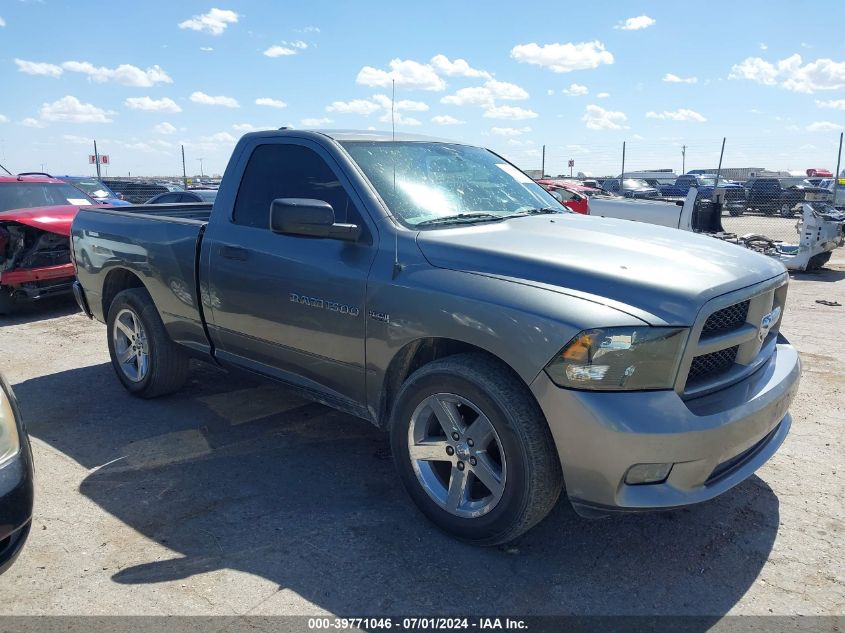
<box><xmin>299</xmin><ymin>26</ymin><xmax>320</xmax><ymax>33</ymax></box>
<box><xmin>21</xmin><ymin>117</ymin><xmax>45</xmax><ymax>128</ymax></box>
<box><xmin>430</xmin><ymin>54</ymin><xmax>491</xmax><ymax>79</ymax></box>
<box><xmin>264</xmin><ymin>46</ymin><xmax>296</xmax><ymax>57</ymax></box>
<box><xmin>646</xmin><ymin>109</ymin><xmax>707</xmax><ymax>122</ymax></box>
<box><xmin>0</xmin><ymin>17</ymin><xmax>5</xmax><ymax>28</ymax></box>
<box><xmin>178</xmin><ymin>8</ymin><xmax>239</xmax><ymax>35</ymax></box>
<box><xmin>14</xmin><ymin>58</ymin><xmax>63</xmax><ymax>77</ymax></box>
<box><xmin>760</xmin><ymin>43</ymin><xmax>768</xmax><ymax>51</ymax></box>
<box><xmin>614</xmin><ymin>15</ymin><xmax>656</xmax><ymax>31</ymax></box>
<box><xmin>301</xmin><ymin>117</ymin><xmax>332</xmax><ymax>127</ymax></box>
<box><xmin>255</xmin><ymin>97</ymin><xmax>287</xmax><ymax>109</ymax></box>
<box><xmin>431</xmin><ymin>115</ymin><xmax>464</xmax><ymax>125</ymax></box>
<box><xmin>326</xmin><ymin>99</ymin><xmax>381</xmax><ymax>115</ymax></box>
<box><xmin>511</xmin><ymin>41</ymin><xmax>614</xmax><ymax>73</ymax></box>
<box><xmin>562</xmin><ymin>83</ymin><xmax>588</xmax><ymax>96</ymax></box>
<box><xmin>597</xmin><ymin>92</ymin><xmax>610</xmax><ymax>98</ymax></box>
<box><xmin>288</xmin><ymin>40</ymin><xmax>308</xmax><ymax>50</ymax></box>
<box><xmin>200</xmin><ymin>132</ymin><xmax>238</xmax><ymax>144</ymax></box>
<box><xmin>371</xmin><ymin>95</ymin><xmax>429</xmax><ymax>111</ymax></box>
<box><xmin>663</xmin><ymin>73</ymin><xmax>698</xmax><ymax>84</ymax></box>
<box><xmin>379</xmin><ymin>112</ymin><xmax>421</xmax><ymax>126</ymax></box>
<box><xmin>200</xmin><ymin>47</ymin><xmax>214</xmax><ymax>52</ymax></box>
<box><xmin>729</xmin><ymin>54</ymin><xmax>845</xmax><ymax>93</ymax></box>
<box><xmin>190</xmin><ymin>91</ymin><xmax>239</xmax><ymax>108</ymax></box>
<box><xmin>806</xmin><ymin>121</ymin><xmax>843</xmax><ymax>132</ymax></box>
<box><xmin>356</xmin><ymin>58</ymin><xmax>446</xmax><ymax>91</ymax></box>
<box><xmin>582</xmin><ymin>104</ymin><xmax>627</xmax><ymax>130</ymax></box>
<box><xmin>546</xmin><ymin>89</ymin><xmax>555</xmax><ymax>96</ymax></box>
<box><xmin>125</xmin><ymin>96</ymin><xmax>182</xmax><ymax>113</ymax></box>
<box><xmin>154</xmin><ymin>122</ymin><xmax>177</xmax><ymax>135</ymax></box>
<box><xmin>441</xmin><ymin>80</ymin><xmax>528</xmax><ymax>108</ymax></box>
<box><xmin>61</xmin><ymin>61</ymin><xmax>172</xmax><ymax>87</ymax></box>
<box><xmin>490</xmin><ymin>126</ymin><xmax>531</xmax><ymax>136</ymax></box>
<box><xmin>39</xmin><ymin>95</ymin><xmax>113</xmax><ymax>123</ymax></box>
<box><xmin>816</xmin><ymin>99</ymin><xmax>845</xmax><ymax>110</ymax></box>
<box><xmin>232</xmin><ymin>123</ymin><xmax>272</xmax><ymax>132</ymax></box>
<box><xmin>0</xmin><ymin>114</ymin><xmax>7</xmax><ymax>124</ymax></box>
<box><xmin>482</xmin><ymin>105</ymin><xmax>538</xmax><ymax>120</ymax></box>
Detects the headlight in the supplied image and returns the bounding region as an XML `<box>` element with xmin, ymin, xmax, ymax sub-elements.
<box><xmin>545</xmin><ymin>327</ymin><xmax>688</xmax><ymax>391</ymax></box>
<box><xmin>0</xmin><ymin>382</ymin><xmax>21</xmax><ymax>466</ymax></box>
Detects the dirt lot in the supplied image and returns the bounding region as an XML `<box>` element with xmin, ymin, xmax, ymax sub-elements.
<box><xmin>0</xmin><ymin>251</ymin><xmax>843</xmax><ymax>618</ymax></box>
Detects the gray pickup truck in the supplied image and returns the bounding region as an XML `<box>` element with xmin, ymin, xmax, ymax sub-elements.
<box><xmin>71</xmin><ymin>130</ymin><xmax>800</xmax><ymax>545</ymax></box>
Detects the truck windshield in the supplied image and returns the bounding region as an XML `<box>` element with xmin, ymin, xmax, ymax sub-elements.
<box><xmin>0</xmin><ymin>182</ymin><xmax>95</xmax><ymax>213</ymax></box>
<box><xmin>340</xmin><ymin>141</ymin><xmax>563</xmax><ymax>228</ymax></box>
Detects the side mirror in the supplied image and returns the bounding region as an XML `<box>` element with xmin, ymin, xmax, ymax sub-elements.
<box><xmin>269</xmin><ymin>198</ymin><xmax>361</xmax><ymax>241</ymax></box>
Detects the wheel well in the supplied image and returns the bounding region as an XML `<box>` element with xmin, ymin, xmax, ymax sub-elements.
<box><xmin>378</xmin><ymin>338</ymin><xmax>521</xmax><ymax>429</ymax></box>
<box><xmin>101</xmin><ymin>268</ymin><xmax>144</xmax><ymax>318</ymax></box>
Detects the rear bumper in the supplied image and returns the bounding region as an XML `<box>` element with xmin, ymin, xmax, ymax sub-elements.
<box><xmin>531</xmin><ymin>339</ymin><xmax>800</xmax><ymax>515</ymax></box>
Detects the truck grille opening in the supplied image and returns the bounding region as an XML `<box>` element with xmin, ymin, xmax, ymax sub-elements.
<box><xmin>702</xmin><ymin>300</ymin><xmax>750</xmax><ymax>335</ymax></box>
<box><xmin>688</xmin><ymin>346</ymin><xmax>739</xmax><ymax>382</ymax></box>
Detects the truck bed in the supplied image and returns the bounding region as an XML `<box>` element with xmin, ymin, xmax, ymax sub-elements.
<box><xmin>72</xmin><ymin>204</ymin><xmax>213</xmax><ymax>355</ymax></box>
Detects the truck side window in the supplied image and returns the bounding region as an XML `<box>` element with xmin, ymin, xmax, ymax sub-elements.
<box><xmin>233</xmin><ymin>143</ymin><xmax>361</xmax><ymax>228</ymax></box>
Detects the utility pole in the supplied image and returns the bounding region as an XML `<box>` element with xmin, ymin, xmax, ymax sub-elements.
<box><xmin>181</xmin><ymin>145</ymin><xmax>188</xmax><ymax>189</ymax></box>
<box><xmin>621</xmin><ymin>141</ymin><xmax>626</xmax><ymax>195</ymax></box>
<box><xmin>541</xmin><ymin>145</ymin><xmax>545</xmax><ymax>177</ymax></box>
<box><xmin>681</xmin><ymin>144</ymin><xmax>687</xmax><ymax>174</ymax></box>
<box><xmin>197</xmin><ymin>158</ymin><xmax>204</xmax><ymax>178</ymax></box>
<box><xmin>834</xmin><ymin>132</ymin><xmax>843</xmax><ymax>182</ymax></box>
<box><xmin>93</xmin><ymin>139</ymin><xmax>101</xmax><ymax>179</ymax></box>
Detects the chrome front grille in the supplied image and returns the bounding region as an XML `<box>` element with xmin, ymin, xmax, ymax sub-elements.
<box><xmin>702</xmin><ymin>300</ymin><xmax>750</xmax><ymax>335</ymax></box>
<box><xmin>680</xmin><ymin>275</ymin><xmax>788</xmax><ymax>398</ymax></box>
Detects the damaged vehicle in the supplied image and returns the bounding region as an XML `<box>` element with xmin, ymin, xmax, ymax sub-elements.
<box><xmin>0</xmin><ymin>175</ymin><xmax>93</xmax><ymax>314</ymax></box>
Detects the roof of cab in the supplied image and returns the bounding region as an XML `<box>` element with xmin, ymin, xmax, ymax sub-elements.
<box><xmin>240</xmin><ymin>128</ymin><xmax>462</xmax><ymax>144</ymax></box>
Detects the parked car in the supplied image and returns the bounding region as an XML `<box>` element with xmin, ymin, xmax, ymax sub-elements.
<box><xmin>744</xmin><ymin>177</ymin><xmax>829</xmax><ymax>217</ymax></box>
<box><xmin>0</xmin><ymin>370</ymin><xmax>34</xmax><ymax>574</ymax></box>
<box><xmin>806</xmin><ymin>168</ymin><xmax>833</xmax><ymax>178</ymax></box>
<box><xmin>659</xmin><ymin>174</ymin><xmax>746</xmax><ymax>214</ymax></box>
<box><xmin>818</xmin><ymin>178</ymin><xmax>845</xmax><ymax>209</ymax></box>
<box><xmin>1</xmin><ymin>175</ymin><xmax>96</xmax><ymax>313</ymax></box>
<box><xmin>57</xmin><ymin>176</ymin><xmax>132</xmax><ymax>206</ymax></box>
<box><xmin>145</xmin><ymin>189</ymin><xmax>218</xmax><ymax>204</ymax></box>
<box><xmin>601</xmin><ymin>178</ymin><xmax>659</xmax><ymax>198</ymax></box>
<box><xmin>536</xmin><ymin>180</ymin><xmax>593</xmax><ymax>214</ymax></box>
<box><xmin>103</xmin><ymin>179</ymin><xmax>184</xmax><ymax>205</ymax></box>
<box><xmin>72</xmin><ymin>130</ymin><xmax>799</xmax><ymax>545</ymax></box>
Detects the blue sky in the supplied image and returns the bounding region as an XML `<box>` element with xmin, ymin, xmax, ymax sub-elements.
<box><xmin>1</xmin><ymin>0</ymin><xmax>844</xmax><ymax>177</ymax></box>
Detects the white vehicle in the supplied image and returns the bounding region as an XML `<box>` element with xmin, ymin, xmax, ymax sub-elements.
<box><xmin>590</xmin><ymin>188</ymin><xmax>845</xmax><ymax>271</ymax></box>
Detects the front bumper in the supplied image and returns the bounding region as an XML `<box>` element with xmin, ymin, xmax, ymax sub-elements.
<box><xmin>531</xmin><ymin>339</ymin><xmax>800</xmax><ymax>516</ymax></box>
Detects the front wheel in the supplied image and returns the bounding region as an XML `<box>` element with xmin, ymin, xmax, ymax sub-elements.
<box><xmin>780</xmin><ymin>203</ymin><xmax>797</xmax><ymax>218</ymax></box>
<box><xmin>390</xmin><ymin>353</ymin><xmax>562</xmax><ymax>545</ymax></box>
<box><xmin>106</xmin><ymin>288</ymin><xmax>189</xmax><ymax>397</ymax></box>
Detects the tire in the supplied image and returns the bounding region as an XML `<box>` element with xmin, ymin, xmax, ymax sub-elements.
<box><xmin>106</xmin><ymin>288</ymin><xmax>189</xmax><ymax>397</ymax></box>
<box><xmin>0</xmin><ymin>287</ymin><xmax>17</xmax><ymax>316</ymax></box>
<box><xmin>390</xmin><ymin>353</ymin><xmax>562</xmax><ymax>546</ymax></box>
<box><xmin>807</xmin><ymin>251</ymin><xmax>832</xmax><ymax>271</ymax></box>
<box><xmin>729</xmin><ymin>208</ymin><xmax>743</xmax><ymax>217</ymax></box>
<box><xmin>780</xmin><ymin>203</ymin><xmax>796</xmax><ymax>218</ymax></box>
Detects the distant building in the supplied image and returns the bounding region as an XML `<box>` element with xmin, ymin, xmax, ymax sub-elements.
<box><xmin>687</xmin><ymin>167</ymin><xmax>788</xmax><ymax>180</ymax></box>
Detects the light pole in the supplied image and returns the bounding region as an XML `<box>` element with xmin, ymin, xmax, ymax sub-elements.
<box><xmin>197</xmin><ymin>158</ymin><xmax>205</xmax><ymax>178</ymax></box>
<box><xmin>681</xmin><ymin>145</ymin><xmax>686</xmax><ymax>174</ymax></box>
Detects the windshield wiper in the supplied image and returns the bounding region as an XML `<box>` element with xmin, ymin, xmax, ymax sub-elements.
<box><xmin>415</xmin><ymin>212</ymin><xmax>503</xmax><ymax>227</ymax></box>
<box><xmin>504</xmin><ymin>207</ymin><xmax>562</xmax><ymax>219</ymax></box>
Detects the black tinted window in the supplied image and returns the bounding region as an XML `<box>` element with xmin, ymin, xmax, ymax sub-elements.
<box><xmin>233</xmin><ymin>143</ymin><xmax>359</xmax><ymax>228</ymax></box>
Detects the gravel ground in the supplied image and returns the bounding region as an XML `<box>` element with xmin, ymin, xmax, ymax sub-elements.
<box><xmin>0</xmin><ymin>251</ymin><xmax>842</xmax><ymax>618</ymax></box>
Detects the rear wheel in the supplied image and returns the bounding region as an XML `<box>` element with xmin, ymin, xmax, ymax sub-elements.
<box><xmin>390</xmin><ymin>353</ymin><xmax>562</xmax><ymax>545</ymax></box>
<box><xmin>106</xmin><ymin>288</ymin><xmax>189</xmax><ymax>397</ymax></box>
<box><xmin>780</xmin><ymin>203</ymin><xmax>796</xmax><ymax>218</ymax></box>
<box><xmin>0</xmin><ymin>287</ymin><xmax>17</xmax><ymax>316</ymax></box>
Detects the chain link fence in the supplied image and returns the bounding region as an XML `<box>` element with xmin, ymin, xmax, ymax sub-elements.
<box><xmin>512</xmin><ymin>133</ymin><xmax>845</xmax><ymax>245</ymax></box>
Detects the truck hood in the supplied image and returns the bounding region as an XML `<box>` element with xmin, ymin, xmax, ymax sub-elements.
<box><xmin>415</xmin><ymin>214</ymin><xmax>787</xmax><ymax>325</ymax></box>
<box><xmin>0</xmin><ymin>205</ymin><xmax>78</xmax><ymax>236</ymax></box>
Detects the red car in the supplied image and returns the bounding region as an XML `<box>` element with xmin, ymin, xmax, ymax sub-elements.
<box><xmin>806</xmin><ymin>168</ymin><xmax>833</xmax><ymax>178</ymax></box>
<box><xmin>536</xmin><ymin>179</ymin><xmax>597</xmax><ymax>215</ymax></box>
<box><xmin>0</xmin><ymin>175</ymin><xmax>96</xmax><ymax>314</ymax></box>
